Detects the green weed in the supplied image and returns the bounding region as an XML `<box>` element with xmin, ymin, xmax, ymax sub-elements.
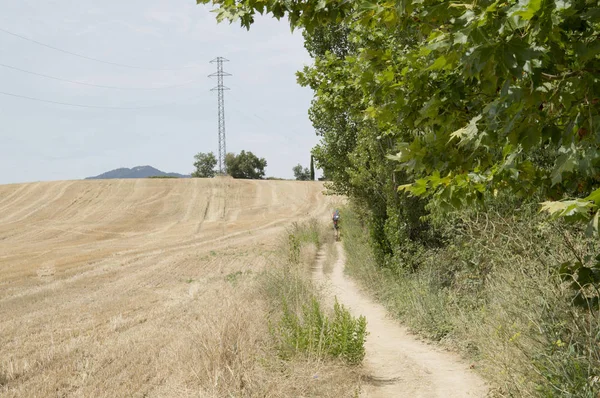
<box><xmin>273</xmin><ymin>297</ymin><xmax>366</xmax><ymax>365</ymax></box>
<box><xmin>225</xmin><ymin>270</ymin><xmax>253</xmax><ymax>285</ymax></box>
<box><xmin>263</xmin><ymin>219</ymin><xmax>367</xmax><ymax>366</ymax></box>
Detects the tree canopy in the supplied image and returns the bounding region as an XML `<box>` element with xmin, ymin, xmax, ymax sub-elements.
<box><xmin>192</xmin><ymin>152</ymin><xmax>217</xmax><ymax>178</ymax></box>
<box><xmin>293</xmin><ymin>164</ymin><xmax>312</xmax><ymax>181</ymax></box>
<box><xmin>197</xmin><ymin>0</ymin><xmax>600</xmax><ymax>233</ymax></box>
<box><xmin>225</xmin><ymin>151</ymin><xmax>267</xmax><ymax>179</ymax></box>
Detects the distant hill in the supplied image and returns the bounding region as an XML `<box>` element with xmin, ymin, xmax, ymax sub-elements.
<box><xmin>86</xmin><ymin>166</ymin><xmax>190</xmax><ymax>180</ymax></box>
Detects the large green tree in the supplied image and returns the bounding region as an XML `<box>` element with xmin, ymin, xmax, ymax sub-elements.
<box><xmin>293</xmin><ymin>164</ymin><xmax>311</xmax><ymax>181</ymax></box>
<box><xmin>197</xmin><ymin>0</ymin><xmax>600</xmax><ymax>232</ymax></box>
<box><xmin>192</xmin><ymin>152</ymin><xmax>217</xmax><ymax>178</ymax></box>
<box><xmin>225</xmin><ymin>150</ymin><xmax>267</xmax><ymax>179</ymax></box>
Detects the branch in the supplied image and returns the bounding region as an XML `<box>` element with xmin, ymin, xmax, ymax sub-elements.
<box><xmin>542</xmin><ymin>69</ymin><xmax>599</xmax><ymax>80</ymax></box>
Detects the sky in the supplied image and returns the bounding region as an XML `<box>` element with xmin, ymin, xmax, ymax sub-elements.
<box><xmin>0</xmin><ymin>0</ymin><xmax>318</xmax><ymax>184</ymax></box>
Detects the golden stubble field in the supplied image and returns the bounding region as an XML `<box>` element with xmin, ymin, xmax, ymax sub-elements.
<box><xmin>0</xmin><ymin>178</ymin><xmax>340</xmax><ymax>397</ymax></box>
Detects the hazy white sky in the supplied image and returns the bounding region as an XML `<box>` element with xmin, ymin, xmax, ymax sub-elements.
<box><xmin>0</xmin><ymin>0</ymin><xmax>317</xmax><ymax>184</ymax></box>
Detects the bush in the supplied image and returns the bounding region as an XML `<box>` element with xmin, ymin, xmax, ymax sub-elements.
<box><xmin>225</xmin><ymin>151</ymin><xmax>267</xmax><ymax>179</ymax></box>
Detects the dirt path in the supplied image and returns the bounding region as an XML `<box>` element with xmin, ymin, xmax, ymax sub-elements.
<box><xmin>315</xmin><ymin>243</ymin><xmax>489</xmax><ymax>397</ymax></box>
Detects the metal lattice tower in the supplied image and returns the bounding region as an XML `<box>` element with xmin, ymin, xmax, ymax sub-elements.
<box><xmin>209</xmin><ymin>57</ymin><xmax>231</xmax><ymax>174</ymax></box>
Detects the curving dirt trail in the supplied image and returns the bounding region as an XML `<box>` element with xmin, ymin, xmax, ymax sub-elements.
<box><xmin>1</xmin><ymin>178</ymin><xmax>488</xmax><ymax>396</ymax></box>
<box><xmin>315</xmin><ymin>243</ymin><xmax>489</xmax><ymax>397</ymax></box>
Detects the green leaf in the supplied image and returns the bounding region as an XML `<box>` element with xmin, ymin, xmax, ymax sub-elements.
<box><xmin>453</xmin><ymin>32</ymin><xmax>468</xmax><ymax>45</ymax></box>
<box><xmin>364</xmin><ymin>106</ymin><xmax>377</xmax><ymax>119</ymax></box>
<box><xmin>411</xmin><ymin>179</ymin><xmax>429</xmax><ymax>196</ymax></box>
<box><xmin>540</xmin><ymin>199</ymin><xmax>593</xmax><ymax>222</ymax></box>
<box><xmin>427</xmin><ymin>55</ymin><xmax>447</xmax><ymax>71</ymax></box>
<box><xmin>585</xmin><ymin>211</ymin><xmax>600</xmax><ymax>237</ymax></box>
<box><xmin>542</xmin><ymin>125</ymin><xmax>562</xmax><ymax>145</ymax></box>
<box><xmin>315</xmin><ymin>0</ymin><xmax>328</xmax><ymax>11</ymax></box>
<box><xmin>397</xmin><ymin>183</ymin><xmax>413</xmax><ymax>192</ymax></box>
<box><xmin>574</xmin><ymin>40</ymin><xmax>600</xmax><ymax>63</ymax></box>
<box><xmin>449</xmin><ymin>115</ymin><xmax>482</xmax><ymax>147</ymax></box>
<box><xmin>550</xmin><ymin>152</ymin><xmax>578</xmax><ymax>186</ymax></box>
<box><xmin>520</xmin><ymin>127</ymin><xmax>541</xmax><ymax>150</ymax></box>
<box><xmin>586</xmin><ymin>188</ymin><xmax>600</xmax><ymax>205</ymax></box>
<box><xmin>559</xmin><ymin>261</ymin><xmax>574</xmax><ymax>277</ymax></box>
<box><xmin>511</xmin><ymin>0</ymin><xmax>542</xmax><ymax>20</ymax></box>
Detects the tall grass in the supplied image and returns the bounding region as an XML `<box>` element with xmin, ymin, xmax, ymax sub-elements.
<box><xmin>159</xmin><ymin>219</ymin><xmax>365</xmax><ymax>397</ymax></box>
<box><xmin>262</xmin><ymin>219</ymin><xmax>367</xmax><ymax>366</ymax></box>
<box><xmin>154</xmin><ymin>280</ymin><xmax>362</xmax><ymax>398</ymax></box>
<box><xmin>341</xmin><ymin>204</ymin><xmax>600</xmax><ymax>397</ymax></box>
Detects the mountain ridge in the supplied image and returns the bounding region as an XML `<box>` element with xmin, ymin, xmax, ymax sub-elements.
<box><xmin>86</xmin><ymin>166</ymin><xmax>190</xmax><ymax>180</ymax></box>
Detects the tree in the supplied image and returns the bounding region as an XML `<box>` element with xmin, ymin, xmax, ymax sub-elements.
<box><xmin>198</xmin><ymin>0</ymin><xmax>600</xmax><ymax>232</ymax></box>
<box><xmin>293</xmin><ymin>164</ymin><xmax>311</xmax><ymax>181</ymax></box>
<box><xmin>192</xmin><ymin>152</ymin><xmax>217</xmax><ymax>178</ymax></box>
<box><xmin>197</xmin><ymin>0</ymin><xmax>600</xmax><ymax>288</ymax></box>
<box><xmin>225</xmin><ymin>150</ymin><xmax>267</xmax><ymax>179</ymax></box>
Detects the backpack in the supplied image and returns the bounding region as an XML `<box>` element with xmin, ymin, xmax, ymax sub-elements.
<box><xmin>333</xmin><ymin>210</ymin><xmax>340</xmax><ymax>221</ymax></box>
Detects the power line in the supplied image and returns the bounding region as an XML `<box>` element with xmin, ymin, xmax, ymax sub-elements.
<box><xmin>0</xmin><ymin>62</ymin><xmax>197</xmax><ymax>90</ymax></box>
<box><xmin>0</xmin><ymin>27</ymin><xmax>199</xmax><ymax>71</ymax></box>
<box><xmin>0</xmin><ymin>90</ymin><xmax>200</xmax><ymax>110</ymax></box>
<box><xmin>227</xmin><ymin>92</ymin><xmax>311</xmax><ymax>141</ymax></box>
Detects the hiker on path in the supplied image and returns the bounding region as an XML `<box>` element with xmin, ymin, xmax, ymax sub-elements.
<box><xmin>332</xmin><ymin>209</ymin><xmax>340</xmax><ymax>241</ymax></box>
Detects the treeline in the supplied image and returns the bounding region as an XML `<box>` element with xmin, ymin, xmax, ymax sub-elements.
<box><xmin>192</xmin><ymin>151</ymin><xmax>319</xmax><ymax>181</ymax></box>
<box><xmin>192</xmin><ymin>151</ymin><xmax>267</xmax><ymax>179</ymax></box>
<box><xmin>197</xmin><ymin>0</ymin><xmax>599</xmax><ymax>395</ymax></box>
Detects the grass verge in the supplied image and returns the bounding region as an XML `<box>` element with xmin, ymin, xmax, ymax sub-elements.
<box><xmin>341</xmin><ymin>204</ymin><xmax>600</xmax><ymax>397</ymax></box>
<box><xmin>262</xmin><ymin>219</ymin><xmax>367</xmax><ymax>367</ymax></box>
<box><xmin>156</xmin><ymin>219</ymin><xmax>365</xmax><ymax>397</ymax></box>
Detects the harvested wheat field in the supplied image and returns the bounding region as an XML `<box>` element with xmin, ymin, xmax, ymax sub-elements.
<box><xmin>0</xmin><ymin>178</ymin><xmax>345</xmax><ymax>397</ymax></box>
